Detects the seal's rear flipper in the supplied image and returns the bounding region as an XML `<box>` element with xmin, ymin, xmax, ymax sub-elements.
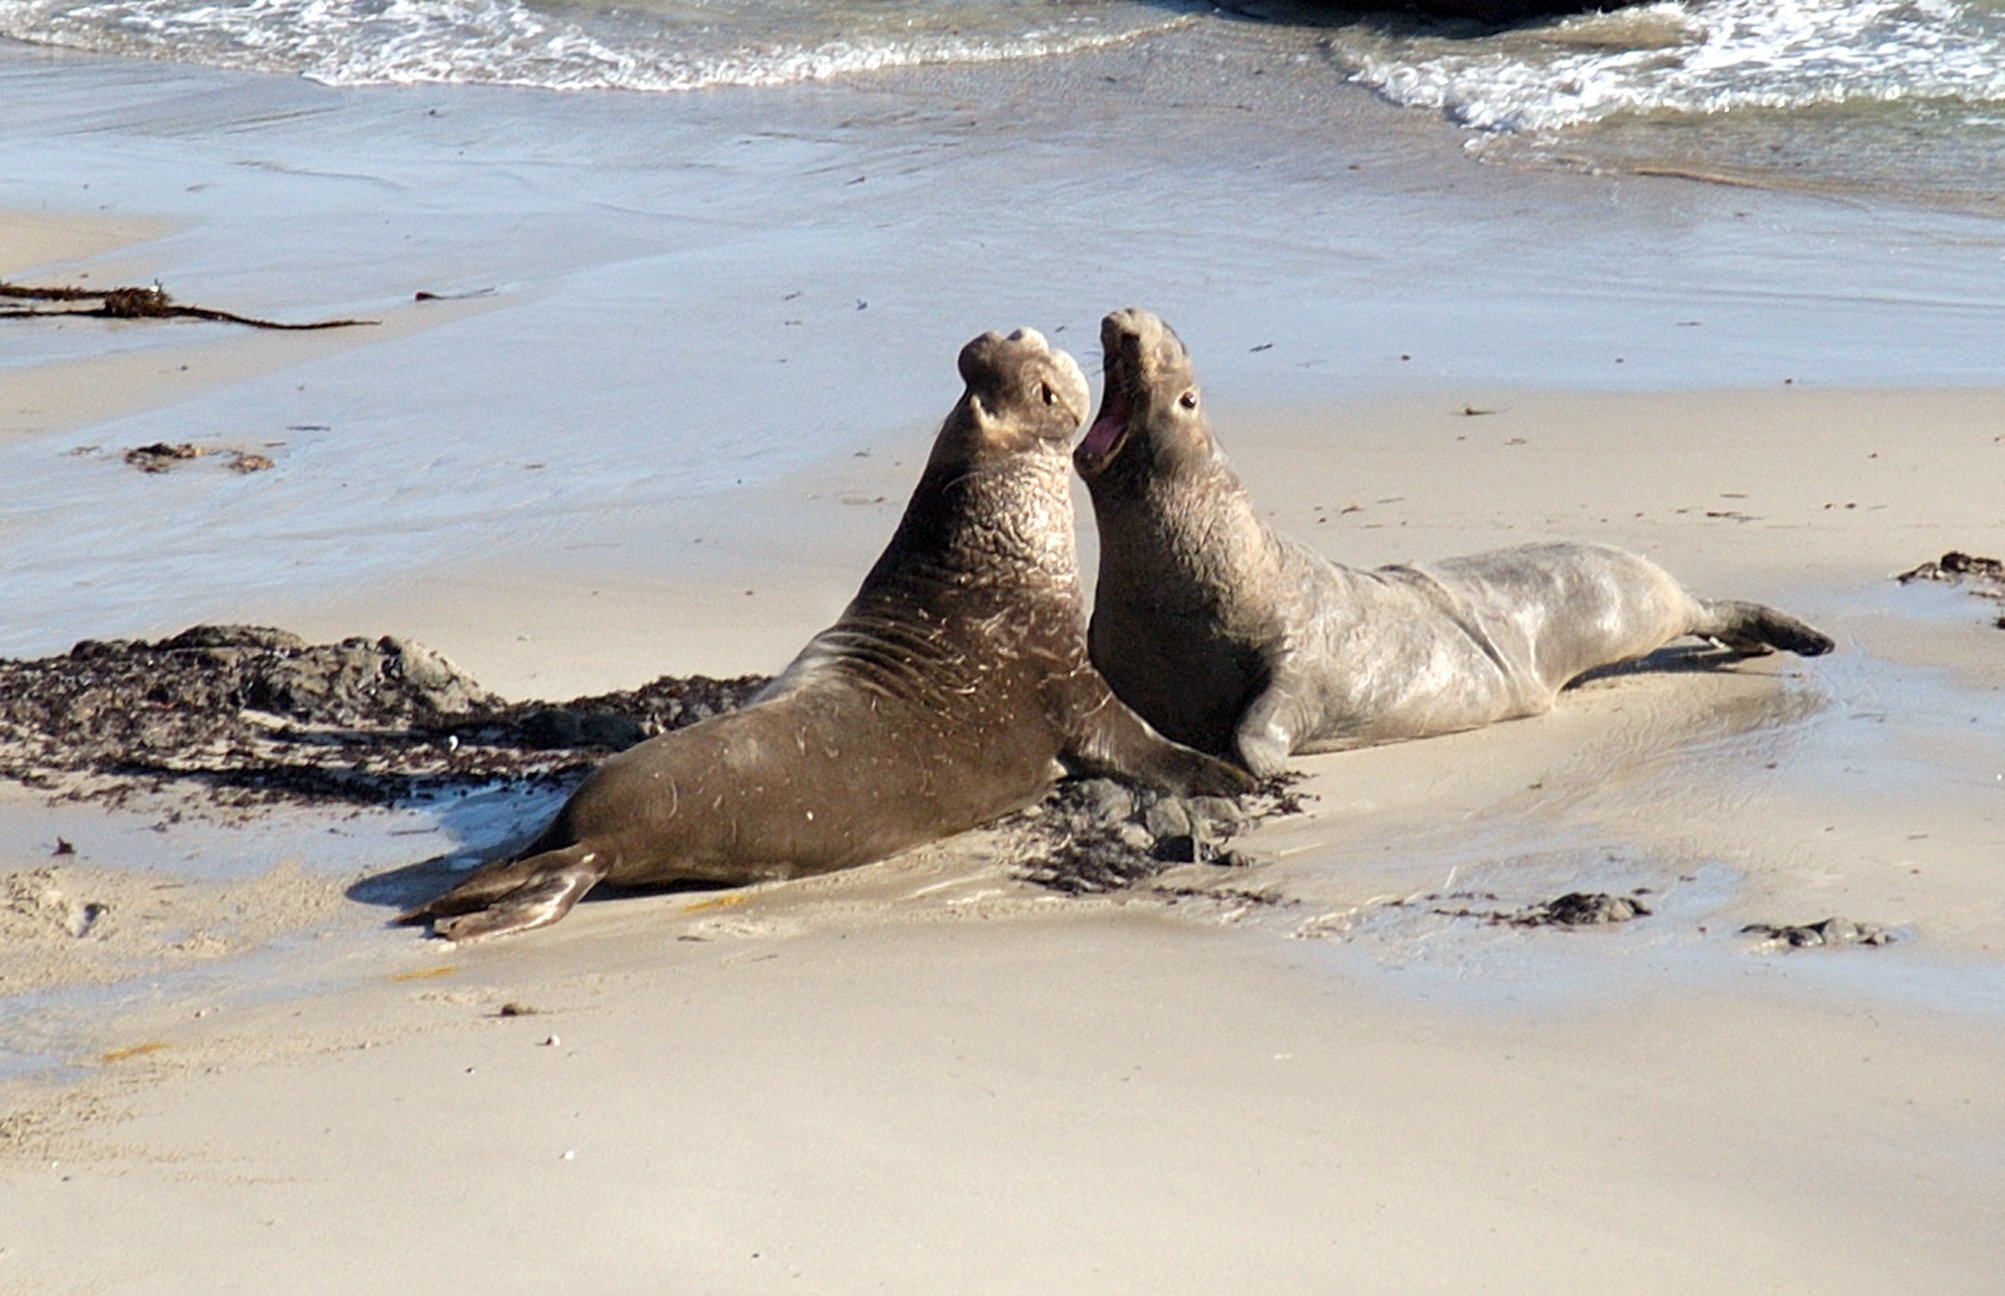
<box><xmin>397</xmin><ymin>853</ymin><xmax>547</xmax><ymax>922</ymax></box>
<box><xmin>397</xmin><ymin>844</ymin><xmax>612</xmax><ymax>941</ymax></box>
<box><xmin>1694</xmin><ymin>600</ymin><xmax>1836</xmax><ymax>658</ymax></box>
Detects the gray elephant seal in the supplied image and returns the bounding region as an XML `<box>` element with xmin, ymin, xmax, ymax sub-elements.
<box><xmin>1075</xmin><ymin>308</ymin><xmax>1835</xmax><ymax>778</ymax></box>
<box><xmin>400</xmin><ymin>327</ymin><xmax>1251</xmax><ymax>940</ymax></box>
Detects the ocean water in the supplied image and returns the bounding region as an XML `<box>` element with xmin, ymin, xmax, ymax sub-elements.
<box><xmin>1</xmin><ymin>0</ymin><xmax>2001</xmax><ymax>213</ymax></box>
<box><xmin>1315</xmin><ymin>0</ymin><xmax>2005</xmax><ymax>213</ymax></box>
<box><xmin>0</xmin><ymin>0</ymin><xmax>1206</xmax><ymax>90</ymax></box>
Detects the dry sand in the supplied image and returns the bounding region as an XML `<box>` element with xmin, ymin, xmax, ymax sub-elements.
<box><xmin>5</xmin><ymin>46</ymin><xmax>2005</xmax><ymax>1296</ymax></box>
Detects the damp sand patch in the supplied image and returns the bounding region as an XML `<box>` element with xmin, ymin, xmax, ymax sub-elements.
<box><xmin>0</xmin><ymin>861</ymin><xmax>345</xmax><ymax>995</ymax></box>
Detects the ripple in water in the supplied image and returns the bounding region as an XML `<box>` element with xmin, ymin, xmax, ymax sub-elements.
<box><xmin>1321</xmin><ymin>0</ymin><xmax>2005</xmax><ymax>213</ymax></box>
<box><xmin>0</xmin><ymin>0</ymin><xmax>1199</xmax><ymax>91</ymax></box>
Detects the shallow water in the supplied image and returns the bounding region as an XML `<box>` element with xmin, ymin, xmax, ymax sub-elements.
<box><xmin>1299</xmin><ymin>0</ymin><xmax>2005</xmax><ymax>214</ymax></box>
<box><xmin>5</xmin><ymin>46</ymin><xmax>2004</xmax><ymax>660</ymax></box>
<box><xmin>0</xmin><ymin>0</ymin><xmax>1203</xmax><ymax>89</ymax></box>
<box><xmin>3</xmin><ymin>0</ymin><xmax>2001</xmax><ymax>212</ymax></box>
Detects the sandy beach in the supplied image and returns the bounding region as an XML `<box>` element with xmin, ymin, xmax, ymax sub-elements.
<box><xmin>4</xmin><ymin>30</ymin><xmax>2004</xmax><ymax>1295</ymax></box>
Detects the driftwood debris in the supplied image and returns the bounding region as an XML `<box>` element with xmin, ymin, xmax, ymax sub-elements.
<box><xmin>0</xmin><ymin>280</ymin><xmax>376</xmax><ymax>330</ymax></box>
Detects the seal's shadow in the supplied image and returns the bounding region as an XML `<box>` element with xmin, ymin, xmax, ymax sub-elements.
<box><xmin>1567</xmin><ymin>642</ymin><xmax>1766</xmax><ymax>688</ymax></box>
<box><xmin>343</xmin><ymin>780</ymin><xmax>566</xmax><ymax>915</ymax></box>
<box><xmin>344</xmin><ymin>805</ymin><xmax>735</xmax><ymax>917</ymax></box>
<box><xmin>346</xmin><ymin>854</ymin><xmax>735</xmax><ymax>918</ymax></box>
<box><xmin>347</xmin><ymin>856</ymin><xmax>479</xmax><ymax>913</ymax></box>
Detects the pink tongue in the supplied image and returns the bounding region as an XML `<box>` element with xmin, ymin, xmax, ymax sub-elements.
<box><xmin>1078</xmin><ymin>409</ymin><xmax>1124</xmax><ymax>459</ymax></box>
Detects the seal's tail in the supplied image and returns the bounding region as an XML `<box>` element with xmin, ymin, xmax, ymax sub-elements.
<box><xmin>396</xmin><ymin>843</ymin><xmax>612</xmax><ymax>941</ymax></box>
<box><xmin>1693</xmin><ymin>599</ymin><xmax>1835</xmax><ymax>657</ymax></box>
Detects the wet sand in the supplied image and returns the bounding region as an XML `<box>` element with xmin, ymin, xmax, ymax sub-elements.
<box><xmin>4</xmin><ymin>33</ymin><xmax>2005</xmax><ymax>1295</ymax></box>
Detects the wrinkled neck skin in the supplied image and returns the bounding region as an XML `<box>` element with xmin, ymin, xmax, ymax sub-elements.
<box><xmin>766</xmin><ymin>418</ymin><xmax>1088</xmax><ymax>708</ymax></box>
<box><xmin>867</xmin><ymin>430</ymin><xmax>1082</xmax><ymax>606</ymax></box>
<box><xmin>1091</xmin><ymin>436</ymin><xmax>1281</xmax><ymax>631</ymax></box>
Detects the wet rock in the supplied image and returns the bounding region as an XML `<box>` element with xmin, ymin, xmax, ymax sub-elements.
<box><xmin>1895</xmin><ymin>550</ymin><xmax>2005</xmax><ymax>584</ymax></box>
<box><xmin>1519</xmin><ymin>891</ymin><xmax>1652</xmax><ymax>927</ymax></box>
<box><xmin>1741</xmin><ymin>917</ymin><xmax>1893</xmax><ymax>949</ymax></box>
<box><xmin>1188</xmin><ymin>796</ymin><xmax>1248</xmax><ymax>830</ymax></box>
<box><xmin>1141</xmin><ymin>797</ymin><xmax>1192</xmax><ymax>841</ymax></box>
<box><xmin>1009</xmin><ymin>775</ymin><xmax>1302</xmax><ymax>895</ymax></box>
<box><xmin>1066</xmin><ymin>778</ymin><xmax>1135</xmax><ymax>825</ymax></box>
<box><xmin>123</xmin><ymin>442</ymin><xmax>210</xmax><ymax>473</ymax></box>
<box><xmin>1432</xmin><ymin>890</ymin><xmax>1651</xmax><ymax>928</ymax></box>
<box><xmin>1895</xmin><ymin>550</ymin><xmax>2005</xmax><ymax>628</ymax></box>
<box><xmin>1114</xmin><ymin>823</ymin><xmax>1156</xmax><ymax>854</ymax></box>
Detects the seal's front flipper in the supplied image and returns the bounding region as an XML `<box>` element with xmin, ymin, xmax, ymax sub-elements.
<box><xmin>1232</xmin><ymin>687</ymin><xmax>1303</xmax><ymax>781</ymax></box>
<box><xmin>1066</xmin><ymin>692</ymin><xmax>1257</xmax><ymax>797</ymax></box>
<box><xmin>1694</xmin><ymin>600</ymin><xmax>1835</xmax><ymax>658</ymax></box>
<box><xmin>401</xmin><ymin>844</ymin><xmax>612</xmax><ymax>942</ymax></box>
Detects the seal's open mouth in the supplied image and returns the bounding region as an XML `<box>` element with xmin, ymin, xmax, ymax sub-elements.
<box><xmin>1074</xmin><ymin>377</ymin><xmax>1132</xmax><ymax>478</ymax></box>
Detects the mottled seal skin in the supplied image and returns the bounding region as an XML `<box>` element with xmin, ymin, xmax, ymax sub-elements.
<box><xmin>1075</xmin><ymin>308</ymin><xmax>1835</xmax><ymax>778</ymax></box>
<box><xmin>400</xmin><ymin>327</ymin><xmax>1251</xmax><ymax>940</ymax></box>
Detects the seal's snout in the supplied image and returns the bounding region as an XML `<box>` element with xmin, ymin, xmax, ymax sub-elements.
<box><xmin>958</xmin><ymin>327</ymin><xmax>1050</xmax><ymax>389</ymax></box>
<box><xmin>1099</xmin><ymin>310</ymin><xmax>1145</xmax><ymax>376</ymax></box>
<box><xmin>1100</xmin><ymin>308</ymin><xmax>1187</xmax><ymax>380</ymax></box>
<box><xmin>1079</xmin><ymin>308</ymin><xmax>1181</xmax><ymax>480</ymax></box>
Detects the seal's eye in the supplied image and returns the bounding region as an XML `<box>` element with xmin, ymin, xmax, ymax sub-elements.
<box><xmin>1039</xmin><ymin>382</ymin><xmax>1057</xmax><ymax>406</ymax></box>
<box><xmin>1178</xmin><ymin>390</ymin><xmax>1198</xmax><ymax>410</ymax></box>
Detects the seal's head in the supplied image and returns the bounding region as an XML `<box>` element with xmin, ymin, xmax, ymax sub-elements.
<box><xmin>1074</xmin><ymin>308</ymin><xmax>1212</xmax><ymax>487</ymax></box>
<box><xmin>948</xmin><ymin>327</ymin><xmax>1091</xmax><ymax>458</ymax></box>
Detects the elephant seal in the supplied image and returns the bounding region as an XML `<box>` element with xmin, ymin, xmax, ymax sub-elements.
<box><xmin>400</xmin><ymin>327</ymin><xmax>1252</xmax><ymax>940</ymax></box>
<box><xmin>1075</xmin><ymin>308</ymin><xmax>1835</xmax><ymax>778</ymax></box>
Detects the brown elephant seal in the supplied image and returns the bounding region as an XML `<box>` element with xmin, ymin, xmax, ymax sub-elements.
<box><xmin>1075</xmin><ymin>308</ymin><xmax>1835</xmax><ymax>778</ymax></box>
<box><xmin>400</xmin><ymin>327</ymin><xmax>1252</xmax><ymax>940</ymax></box>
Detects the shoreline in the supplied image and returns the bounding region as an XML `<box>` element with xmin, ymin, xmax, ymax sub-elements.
<box><xmin>5</xmin><ymin>42</ymin><xmax>2004</xmax><ymax>666</ymax></box>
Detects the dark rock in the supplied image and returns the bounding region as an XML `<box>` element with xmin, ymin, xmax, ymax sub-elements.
<box><xmin>1436</xmin><ymin>890</ymin><xmax>1653</xmax><ymax>928</ymax></box>
<box><xmin>123</xmin><ymin>442</ymin><xmax>209</xmax><ymax>472</ymax></box>
<box><xmin>1895</xmin><ymin>550</ymin><xmax>2004</xmax><ymax>584</ymax></box>
<box><xmin>1523</xmin><ymin>891</ymin><xmax>1651</xmax><ymax>927</ymax></box>
<box><xmin>1741</xmin><ymin>917</ymin><xmax>1893</xmax><ymax>949</ymax></box>
<box><xmin>1008</xmin><ymin>775</ymin><xmax>1302</xmax><ymax>895</ymax></box>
